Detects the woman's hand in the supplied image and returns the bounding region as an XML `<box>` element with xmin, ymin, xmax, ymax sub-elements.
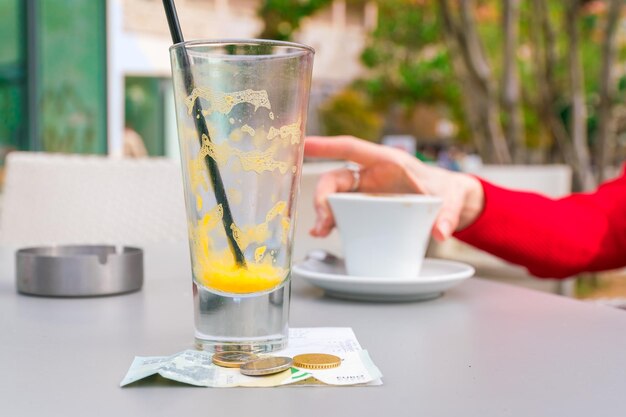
<box><xmin>304</xmin><ymin>136</ymin><xmax>485</xmax><ymax>241</ymax></box>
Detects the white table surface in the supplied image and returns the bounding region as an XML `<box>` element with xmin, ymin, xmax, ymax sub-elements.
<box><xmin>1</xmin><ymin>243</ymin><xmax>626</xmax><ymax>417</ymax></box>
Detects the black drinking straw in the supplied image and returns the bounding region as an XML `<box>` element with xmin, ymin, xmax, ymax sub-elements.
<box><xmin>162</xmin><ymin>0</ymin><xmax>247</xmax><ymax>267</ymax></box>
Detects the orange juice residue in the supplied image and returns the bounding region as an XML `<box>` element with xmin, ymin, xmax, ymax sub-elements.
<box><xmin>190</xmin><ymin>203</ymin><xmax>288</xmax><ymax>294</ymax></box>
<box><xmin>183</xmin><ymin>85</ymin><xmax>299</xmax><ymax>295</ymax></box>
<box><xmin>194</xmin><ymin>256</ymin><xmax>285</xmax><ymax>294</ymax></box>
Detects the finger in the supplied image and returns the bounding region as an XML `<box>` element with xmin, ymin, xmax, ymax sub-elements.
<box><xmin>310</xmin><ymin>168</ymin><xmax>356</xmax><ymax>237</ymax></box>
<box><xmin>305</xmin><ymin>136</ymin><xmax>393</xmax><ymax>167</ymax></box>
<box><xmin>432</xmin><ymin>191</ymin><xmax>464</xmax><ymax>242</ymax></box>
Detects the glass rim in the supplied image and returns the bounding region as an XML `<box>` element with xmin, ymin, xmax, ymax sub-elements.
<box><xmin>169</xmin><ymin>38</ymin><xmax>315</xmax><ymax>55</ymax></box>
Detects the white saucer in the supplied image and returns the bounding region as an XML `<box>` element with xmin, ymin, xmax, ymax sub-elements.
<box><xmin>293</xmin><ymin>255</ymin><xmax>474</xmax><ymax>302</ymax></box>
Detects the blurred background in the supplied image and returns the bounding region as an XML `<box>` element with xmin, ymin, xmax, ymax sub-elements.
<box><xmin>1</xmin><ymin>0</ymin><xmax>626</xmax><ymax>299</ymax></box>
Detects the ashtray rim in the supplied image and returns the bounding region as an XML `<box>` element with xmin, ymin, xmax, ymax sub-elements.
<box><xmin>16</xmin><ymin>244</ymin><xmax>142</xmax><ymax>258</ymax></box>
<box><xmin>16</xmin><ymin>244</ymin><xmax>144</xmax><ymax>297</ymax></box>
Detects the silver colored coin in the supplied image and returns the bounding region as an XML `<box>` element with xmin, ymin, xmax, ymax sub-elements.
<box><xmin>212</xmin><ymin>351</ymin><xmax>258</xmax><ymax>368</ymax></box>
<box><xmin>240</xmin><ymin>356</ymin><xmax>293</xmax><ymax>376</ymax></box>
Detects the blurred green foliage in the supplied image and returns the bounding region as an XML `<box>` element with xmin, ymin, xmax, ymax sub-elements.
<box><xmin>258</xmin><ymin>0</ymin><xmax>625</xmax><ymax>156</ymax></box>
<box><xmin>358</xmin><ymin>1</ymin><xmax>626</xmax><ymax>152</ymax></box>
<box><xmin>258</xmin><ymin>0</ymin><xmax>333</xmax><ymax>40</ymax></box>
<box><xmin>355</xmin><ymin>0</ymin><xmax>463</xmax><ymax>141</ymax></box>
<box><xmin>359</xmin><ymin>0</ymin><xmax>457</xmax><ymax>106</ymax></box>
<box><xmin>478</xmin><ymin>1</ymin><xmax>626</xmax><ymax>152</ymax></box>
<box><xmin>318</xmin><ymin>89</ymin><xmax>383</xmax><ymax>141</ymax></box>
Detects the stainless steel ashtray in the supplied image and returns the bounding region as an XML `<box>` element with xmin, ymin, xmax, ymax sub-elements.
<box><xmin>16</xmin><ymin>245</ymin><xmax>143</xmax><ymax>297</ymax></box>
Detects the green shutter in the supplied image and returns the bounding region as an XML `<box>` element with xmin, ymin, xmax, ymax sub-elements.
<box><xmin>0</xmin><ymin>0</ymin><xmax>26</xmax><ymax>158</ymax></box>
<box><xmin>37</xmin><ymin>0</ymin><xmax>107</xmax><ymax>154</ymax></box>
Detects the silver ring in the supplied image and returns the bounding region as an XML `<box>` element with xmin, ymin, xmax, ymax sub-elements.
<box><xmin>345</xmin><ymin>162</ymin><xmax>361</xmax><ymax>192</ymax></box>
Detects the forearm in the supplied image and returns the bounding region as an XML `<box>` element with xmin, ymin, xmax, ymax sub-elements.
<box><xmin>456</xmin><ymin>174</ymin><xmax>485</xmax><ymax>230</ymax></box>
<box><xmin>454</xmin><ymin>177</ymin><xmax>626</xmax><ymax>278</ymax></box>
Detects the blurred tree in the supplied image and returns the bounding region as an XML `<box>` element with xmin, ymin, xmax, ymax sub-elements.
<box><xmin>318</xmin><ymin>88</ymin><xmax>383</xmax><ymax>141</ymax></box>
<box><xmin>522</xmin><ymin>0</ymin><xmax>624</xmax><ymax>189</ymax></box>
<box><xmin>259</xmin><ymin>0</ymin><xmax>625</xmax><ymax>187</ymax></box>
<box><xmin>359</xmin><ymin>0</ymin><xmax>457</xmax><ymax>107</ymax></box>
<box><xmin>356</xmin><ymin>0</ymin><xmax>463</xmax><ymax>143</ymax></box>
<box><xmin>594</xmin><ymin>0</ymin><xmax>622</xmax><ymax>182</ymax></box>
<box><xmin>501</xmin><ymin>0</ymin><xmax>524</xmax><ymax>161</ymax></box>
<box><xmin>257</xmin><ymin>0</ymin><xmax>332</xmax><ymax>41</ymax></box>
<box><xmin>439</xmin><ymin>0</ymin><xmax>512</xmax><ymax>163</ymax></box>
<box><xmin>564</xmin><ymin>0</ymin><xmax>594</xmax><ymax>190</ymax></box>
<box><xmin>438</xmin><ymin>0</ymin><xmax>624</xmax><ymax>189</ymax></box>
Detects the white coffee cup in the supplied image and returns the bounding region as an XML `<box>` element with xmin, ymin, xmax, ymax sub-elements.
<box><xmin>327</xmin><ymin>193</ymin><xmax>442</xmax><ymax>279</ymax></box>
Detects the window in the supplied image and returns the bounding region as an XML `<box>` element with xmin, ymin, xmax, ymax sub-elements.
<box><xmin>125</xmin><ymin>77</ymin><xmax>171</xmax><ymax>157</ymax></box>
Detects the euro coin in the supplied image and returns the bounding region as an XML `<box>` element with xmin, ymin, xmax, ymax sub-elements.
<box><xmin>293</xmin><ymin>353</ymin><xmax>341</xmax><ymax>369</ymax></box>
<box><xmin>212</xmin><ymin>351</ymin><xmax>259</xmax><ymax>368</ymax></box>
<box><xmin>239</xmin><ymin>356</ymin><xmax>293</xmax><ymax>376</ymax></box>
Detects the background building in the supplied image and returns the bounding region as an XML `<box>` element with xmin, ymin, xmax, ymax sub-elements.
<box><xmin>0</xmin><ymin>0</ymin><xmax>377</xmax><ymax>165</ymax></box>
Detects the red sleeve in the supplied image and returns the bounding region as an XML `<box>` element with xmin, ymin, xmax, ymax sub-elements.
<box><xmin>453</xmin><ymin>168</ymin><xmax>626</xmax><ymax>279</ymax></box>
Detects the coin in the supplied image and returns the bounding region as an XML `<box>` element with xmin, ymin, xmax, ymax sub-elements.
<box><xmin>239</xmin><ymin>356</ymin><xmax>293</xmax><ymax>376</ymax></box>
<box><xmin>212</xmin><ymin>351</ymin><xmax>259</xmax><ymax>368</ymax></box>
<box><xmin>293</xmin><ymin>353</ymin><xmax>341</xmax><ymax>369</ymax></box>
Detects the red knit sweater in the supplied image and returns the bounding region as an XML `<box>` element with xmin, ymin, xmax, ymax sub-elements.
<box><xmin>454</xmin><ymin>168</ymin><xmax>626</xmax><ymax>279</ymax></box>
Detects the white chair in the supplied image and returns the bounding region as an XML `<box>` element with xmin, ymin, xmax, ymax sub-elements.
<box><xmin>0</xmin><ymin>152</ymin><xmax>188</xmax><ymax>246</ymax></box>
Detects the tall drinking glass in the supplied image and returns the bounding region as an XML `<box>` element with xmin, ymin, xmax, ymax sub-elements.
<box><xmin>169</xmin><ymin>40</ymin><xmax>314</xmax><ymax>353</ymax></box>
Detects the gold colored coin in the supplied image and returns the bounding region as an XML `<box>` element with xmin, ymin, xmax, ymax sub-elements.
<box><xmin>212</xmin><ymin>351</ymin><xmax>258</xmax><ymax>368</ymax></box>
<box><xmin>293</xmin><ymin>353</ymin><xmax>341</xmax><ymax>369</ymax></box>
